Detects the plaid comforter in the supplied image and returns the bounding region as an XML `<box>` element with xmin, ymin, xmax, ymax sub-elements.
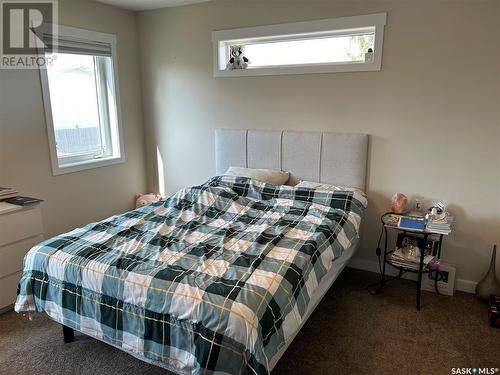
<box><xmin>16</xmin><ymin>176</ymin><xmax>366</xmax><ymax>375</ymax></box>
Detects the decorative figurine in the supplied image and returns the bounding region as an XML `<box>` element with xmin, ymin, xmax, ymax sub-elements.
<box><xmin>226</xmin><ymin>45</ymin><xmax>250</xmax><ymax>70</ymax></box>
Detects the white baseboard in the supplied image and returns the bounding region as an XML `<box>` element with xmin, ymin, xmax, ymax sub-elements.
<box><xmin>348</xmin><ymin>257</ymin><xmax>477</xmax><ymax>294</ymax></box>
<box><xmin>454</xmin><ymin>278</ymin><xmax>477</xmax><ymax>294</ymax></box>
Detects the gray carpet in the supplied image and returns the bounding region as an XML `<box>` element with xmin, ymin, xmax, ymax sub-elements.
<box><xmin>1</xmin><ymin>268</ymin><xmax>499</xmax><ymax>374</ymax></box>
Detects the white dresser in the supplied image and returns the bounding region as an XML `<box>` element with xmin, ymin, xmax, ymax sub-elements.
<box><xmin>0</xmin><ymin>202</ymin><xmax>43</xmax><ymax>312</ymax></box>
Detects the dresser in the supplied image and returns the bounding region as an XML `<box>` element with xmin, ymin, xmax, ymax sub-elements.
<box><xmin>0</xmin><ymin>202</ymin><xmax>43</xmax><ymax>312</ymax></box>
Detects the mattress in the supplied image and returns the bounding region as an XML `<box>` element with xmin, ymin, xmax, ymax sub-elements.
<box><xmin>16</xmin><ymin>176</ymin><xmax>367</xmax><ymax>375</ymax></box>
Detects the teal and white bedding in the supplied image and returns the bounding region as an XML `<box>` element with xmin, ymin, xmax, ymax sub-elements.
<box><xmin>16</xmin><ymin>176</ymin><xmax>366</xmax><ymax>375</ymax></box>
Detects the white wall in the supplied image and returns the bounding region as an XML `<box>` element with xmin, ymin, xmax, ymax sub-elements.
<box><xmin>0</xmin><ymin>0</ymin><xmax>147</xmax><ymax>237</ymax></box>
<box><xmin>138</xmin><ymin>0</ymin><xmax>500</xmax><ymax>289</ymax></box>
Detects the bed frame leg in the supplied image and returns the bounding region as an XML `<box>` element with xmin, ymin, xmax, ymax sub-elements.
<box><xmin>62</xmin><ymin>325</ymin><xmax>75</xmax><ymax>343</ymax></box>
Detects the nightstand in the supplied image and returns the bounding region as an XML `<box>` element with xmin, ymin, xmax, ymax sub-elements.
<box><xmin>376</xmin><ymin>212</ymin><xmax>451</xmax><ymax>311</ymax></box>
<box><xmin>0</xmin><ymin>202</ymin><xmax>43</xmax><ymax>313</ymax></box>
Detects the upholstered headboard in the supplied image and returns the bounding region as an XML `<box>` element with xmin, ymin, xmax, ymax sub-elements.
<box><xmin>215</xmin><ymin>129</ymin><xmax>369</xmax><ymax>190</ymax></box>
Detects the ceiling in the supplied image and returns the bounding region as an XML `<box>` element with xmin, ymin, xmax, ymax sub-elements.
<box><xmin>94</xmin><ymin>0</ymin><xmax>211</xmax><ymax>11</ymax></box>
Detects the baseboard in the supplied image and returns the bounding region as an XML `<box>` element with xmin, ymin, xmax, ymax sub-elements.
<box><xmin>348</xmin><ymin>257</ymin><xmax>477</xmax><ymax>294</ymax></box>
<box><xmin>0</xmin><ymin>304</ymin><xmax>14</xmax><ymax>315</ymax></box>
<box><xmin>454</xmin><ymin>279</ymin><xmax>477</xmax><ymax>294</ymax></box>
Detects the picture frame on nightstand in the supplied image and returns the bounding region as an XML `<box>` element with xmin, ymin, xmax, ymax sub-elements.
<box><xmin>422</xmin><ymin>263</ymin><xmax>456</xmax><ymax>296</ymax></box>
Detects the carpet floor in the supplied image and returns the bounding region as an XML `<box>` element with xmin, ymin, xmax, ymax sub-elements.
<box><xmin>1</xmin><ymin>268</ymin><xmax>499</xmax><ymax>375</ymax></box>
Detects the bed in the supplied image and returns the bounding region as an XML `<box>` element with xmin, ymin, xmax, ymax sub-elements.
<box><xmin>15</xmin><ymin>129</ymin><xmax>368</xmax><ymax>375</ymax></box>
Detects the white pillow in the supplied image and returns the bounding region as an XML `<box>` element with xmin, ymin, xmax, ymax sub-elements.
<box><xmin>223</xmin><ymin>167</ymin><xmax>289</xmax><ymax>185</ymax></box>
<box><xmin>296</xmin><ymin>180</ymin><xmax>363</xmax><ymax>193</ymax></box>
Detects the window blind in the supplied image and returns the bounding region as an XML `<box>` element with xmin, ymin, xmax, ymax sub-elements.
<box><xmin>43</xmin><ymin>34</ymin><xmax>112</xmax><ymax>56</ymax></box>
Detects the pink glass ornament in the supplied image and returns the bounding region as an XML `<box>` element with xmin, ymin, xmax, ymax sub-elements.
<box><xmin>391</xmin><ymin>193</ymin><xmax>408</xmax><ymax>214</ymax></box>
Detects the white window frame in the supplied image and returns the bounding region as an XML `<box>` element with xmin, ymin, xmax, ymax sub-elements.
<box><xmin>40</xmin><ymin>25</ymin><xmax>125</xmax><ymax>176</ymax></box>
<box><xmin>212</xmin><ymin>13</ymin><xmax>387</xmax><ymax>77</ymax></box>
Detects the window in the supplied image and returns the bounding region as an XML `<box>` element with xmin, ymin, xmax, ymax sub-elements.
<box><xmin>40</xmin><ymin>26</ymin><xmax>124</xmax><ymax>175</ymax></box>
<box><xmin>243</xmin><ymin>32</ymin><xmax>374</xmax><ymax>67</ymax></box>
<box><xmin>212</xmin><ymin>13</ymin><xmax>386</xmax><ymax>77</ymax></box>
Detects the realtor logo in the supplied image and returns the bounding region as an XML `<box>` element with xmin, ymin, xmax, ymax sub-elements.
<box><xmin>1</xmin><ymin>0</ymin><xmax>57</xmax><ymax>68</ymax></box>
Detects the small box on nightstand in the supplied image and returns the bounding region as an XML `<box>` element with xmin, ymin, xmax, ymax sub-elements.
<box><xmin>488</xmin><ymin>295</ymin><xmax>500</xmax><ymax>329</ymax></box>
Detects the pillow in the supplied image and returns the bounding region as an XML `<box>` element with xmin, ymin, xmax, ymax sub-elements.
<box><xmin>296</xmin><ymin>180</ymin><xmax>363</xmax><ymax>193</ymax></box>
<box><xmin>223</xmin><ymin>167</ymin><xmax>289</xmax><ymax>185</ymax></box>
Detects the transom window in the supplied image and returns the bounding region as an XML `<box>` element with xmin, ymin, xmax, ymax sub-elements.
<box><xmin>40</xmin><ymin>26</ymin><xmax>124</xmax><ymax>175</ymax></box>
<box><xmin>244</xmin><ymin>31</ymin><xmax>375</xmax><ymax>67</ymax></box>
<box><xmin>213</xmin><ymin>13</ymin><xmax>386</xmax><ymax>77</ymax></box>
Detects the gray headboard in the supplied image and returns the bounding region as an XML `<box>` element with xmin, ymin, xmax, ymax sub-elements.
<box><xmin>215</xmin><ymin>129</ymin><xmax>369</xmax><ymax>190</ymax></box>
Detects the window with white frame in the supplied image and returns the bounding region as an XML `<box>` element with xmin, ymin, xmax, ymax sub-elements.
<box><xmin>213</xmin><ymin>13</ymin><xmax>386</xmax><ymax>77</ymax></box>
<box><xmin>40</xmin><ymin>26</ymin><xmax>124</xmax><ymax>175</ymax></box>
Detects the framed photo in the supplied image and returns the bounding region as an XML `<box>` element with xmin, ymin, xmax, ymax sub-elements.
<box><xmin>421</xmin><ymin>263</ymin><xmax>456</xmax><ymax>296</ymax></box>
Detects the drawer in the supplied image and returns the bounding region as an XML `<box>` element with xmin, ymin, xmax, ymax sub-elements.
<box><xmin>0</xmin><ymin>235</ymin><xmax>43</xmax><ymax>278</ymax></box>
<box><xmin>0</xmin><ymin>206</ymin><xmax>43</xmax><ymax>247</ymax></box>
<box><xmin>0</xmin><ymin>271</ymin><xmax>21</xmax><ymax>310</ymax></box>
